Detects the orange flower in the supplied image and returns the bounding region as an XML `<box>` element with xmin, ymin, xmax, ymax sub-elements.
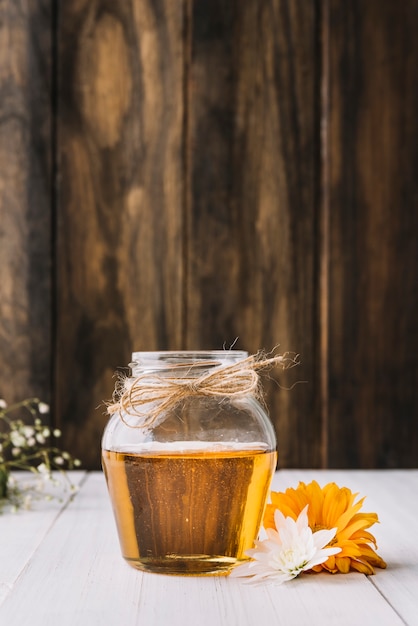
<box><xmin>264</xmin><ymin>481</ymin><xmax>386</xmax><ymax>575</ymax></box>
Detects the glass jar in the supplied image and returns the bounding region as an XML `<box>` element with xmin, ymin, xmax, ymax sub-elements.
<box><xmin>102</xmin><ymin>351</ymin><xmax>277</xmax><ymax>576</ymax></box>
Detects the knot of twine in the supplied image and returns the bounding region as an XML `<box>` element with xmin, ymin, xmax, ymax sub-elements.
<box><xmin>107</xmin><ymin>351</ymin><xmax>299</xmax><ymax>429</ymax></box>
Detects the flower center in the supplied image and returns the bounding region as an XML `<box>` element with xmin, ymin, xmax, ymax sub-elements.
<box><xmin>276</xmin><ymin>546</ymin><xmax>309</xmax><ymax>574</ymax></box>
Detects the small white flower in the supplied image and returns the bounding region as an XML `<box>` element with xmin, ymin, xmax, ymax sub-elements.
<box><xmin>42</xmin><ymin>427</ymin><xmax>50</xmax><ymax>438</ymax></box>
<box><xmin>230</xmin><ymin>505</ymin><xmax>341</xmax><ymax>585</ymax></box>
<box><xmin>74</xmin><ymin>459</ymin><xmax>82</xmax><ymax>467</ymax></box>
<box><xmin>37</xmin><ymin>463</ymin><xmax>49</xmax><ymax>475</ymax></box>
<box><xmin>36</xmin><ymin>433</ymin><xmax>46</xmax><ymax>444</ymax></box>
<box><xmin>10</xmin><ymin>431</ymin><xmax>26</xmax><ymax>448</ymax></box>
<box><xmin>54</xmin><ymin>456</ymin><xmax>64</xmax><ymax>466</ymax></box>
<box><xmin>0</xmin><ymin>399</ymin><xmax>7</xmax><ymax>409</ymax></box>
<box><xmin>12</xmin><ymin>447</ymin><xmax>21</xmax><ymax>457</ymax></box>
<box><xmin>53</xmin><ymin>429</ymin><xmax>62</xmax><ymax>437</ymax></box>
<box><xmin>38</xmin><ymin>402</ymin><xmax>50</xmax><ymax>414</ymax></box>
<box><xmin>22</xmin><ymin>426</ymin><xmax>35</xmax><ymax>438</ymax></box>
<box><xmin>27</xmin><ymin>437</ymin><xmax>36</xmax><ymax>447</ymax></box>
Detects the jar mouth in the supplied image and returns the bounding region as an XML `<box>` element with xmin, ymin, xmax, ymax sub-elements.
<box><xmin>130</xmin><ymin>350</ymin><xmax>248</xmax><ymax>373</ymax></box>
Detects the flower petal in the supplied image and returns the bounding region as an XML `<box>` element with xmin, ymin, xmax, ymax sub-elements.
<box><xmin>311</xmin><ymin>527</ymin><xmax>338</xmax><ymax>550</ymax></box>
<box><xmin>305</xmin><ymin>546</ymin><xmax>341</xmax><ymax>569</ymax></box>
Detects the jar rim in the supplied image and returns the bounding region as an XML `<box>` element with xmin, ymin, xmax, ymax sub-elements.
<box><xmin>130</xmin><ymin>350</ymin><xmax>248</xmax><ymax>371</ymax></box>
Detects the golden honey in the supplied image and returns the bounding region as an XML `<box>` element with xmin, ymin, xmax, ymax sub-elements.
<box><xmin>102</xmin><ymin>442</ymin><xmax>276</xmax><ymax>575</ymax></box>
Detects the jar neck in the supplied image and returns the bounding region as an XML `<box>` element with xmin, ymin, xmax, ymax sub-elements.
<box><xmin>129</xmin><ymin>351</ymin><xmax>248</xmax><ymax>376</ymax></box>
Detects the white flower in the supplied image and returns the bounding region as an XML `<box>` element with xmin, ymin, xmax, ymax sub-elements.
<box><xmin>38</xmin><ymin>402</ymin><xmax>50</xmax><ymax>414</ymax></box>
<box><xmin>37</xmin><ymin>463</ymin><xmax>49</xmax><ymax>475</ymax></box>
<box><xmin>0</xmin><ymin>399</ymin><xmax>7</xmax><ymax>409</ymax></box>
<box><xmin>22</xmin><ymin>426</ymin><xmax>35</xmax><ymax>438</ymax></box>
<box><xmin>36</xmin><ymin>433</ymin><xmax>46</xmax><ymax>444</ymax></box>
<box><xmin>53</xmin><ymin>429</ymin><xmax>62</xmax><ymax>437</ymax></box>
<box><xmin>230</xmin><ymin>505</ymin><xmax>341</xmax><ymax>585</ymax></box>
<box><xmin>54</xmin><ymin>456</ymin><xmax>64</xmax><ymax>466</ymax></box>
<box><xmin>10</xmin><ymin>431</ymin><xmax>26</xmax><ymax>448</ymax></box>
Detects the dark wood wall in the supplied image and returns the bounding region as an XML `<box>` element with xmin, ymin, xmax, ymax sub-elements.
<box><xmin>1</xmin><ymin>0</ymin><xmax>417</xmax><ymax>469</ymax></box>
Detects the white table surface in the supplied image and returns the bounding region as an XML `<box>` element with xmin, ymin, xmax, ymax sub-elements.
<box><xmin>0</xmin><ymin>469</ymin><xmax>417</xmax><ymax>626</ymax></box>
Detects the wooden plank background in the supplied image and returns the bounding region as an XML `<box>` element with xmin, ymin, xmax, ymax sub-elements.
<box><xmin>0</xmin><ymin>0</ymin><xmax>52</xmax><ymax>405</ymax></box>
<box><xmin>325</xmin><ymin>0</ymin><xmax>418</xmax><ymax>468</ymax></box>
<box><xmin>0</xmin><ymin>0</ymin><xmax>417</xmax><ymax>469</ymax></box>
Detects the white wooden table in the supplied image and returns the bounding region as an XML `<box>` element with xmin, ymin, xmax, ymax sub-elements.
<box><xmin>0</xmin><ymin>470</ymin><xmax>417</xmax><ymax>626</ymax></box>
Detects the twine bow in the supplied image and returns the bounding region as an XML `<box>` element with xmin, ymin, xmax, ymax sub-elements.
<box><xmin>107</xmin><ymin>351</ymin><xmax>299</xmax><ymax>429</ymax></box>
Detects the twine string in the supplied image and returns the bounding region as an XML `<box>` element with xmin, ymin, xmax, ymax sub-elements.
<box><xmin>107</xmin><ymin>352</ymin><xmax>299</xmax><ymax>429</ymax></box>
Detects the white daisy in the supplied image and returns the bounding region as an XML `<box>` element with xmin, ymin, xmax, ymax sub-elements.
<box><xmin>230</xmin><ymin>505</ymin><xmax>341</xmax><ymax>584</ymax></box>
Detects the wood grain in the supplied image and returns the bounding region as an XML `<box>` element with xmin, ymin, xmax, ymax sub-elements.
<box><xmin>0</xmin><ymin>471</ymin><xmax>86</xmax><ymax>606</ymax></box>
<box><xmin>0</xmin><ymin>0</ymin><xmax>417</xmax><ymax>470</ymax></box>
<box><xmin>55</xmin><ymin>0</ymin><xmax>185</xmax><ymax>467</ymax></box>
<box><xmin>325</xmin><ymin>0</ymin><xmax>418</xmax><ymax>467</ymax></box>
<box><xmin>185</xmin><ymin>0</ymin><xmax>321</xmax><ymax>468</ymax></box>
<box><xmin>1</xmin><ymin>470</ymin><xmax>416</xmax><ymax>625</ymax></box>
<box><xmin>0</xmin><ymin>0</ymin><xmax>52</xmax><ymax>409</ymax></box>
